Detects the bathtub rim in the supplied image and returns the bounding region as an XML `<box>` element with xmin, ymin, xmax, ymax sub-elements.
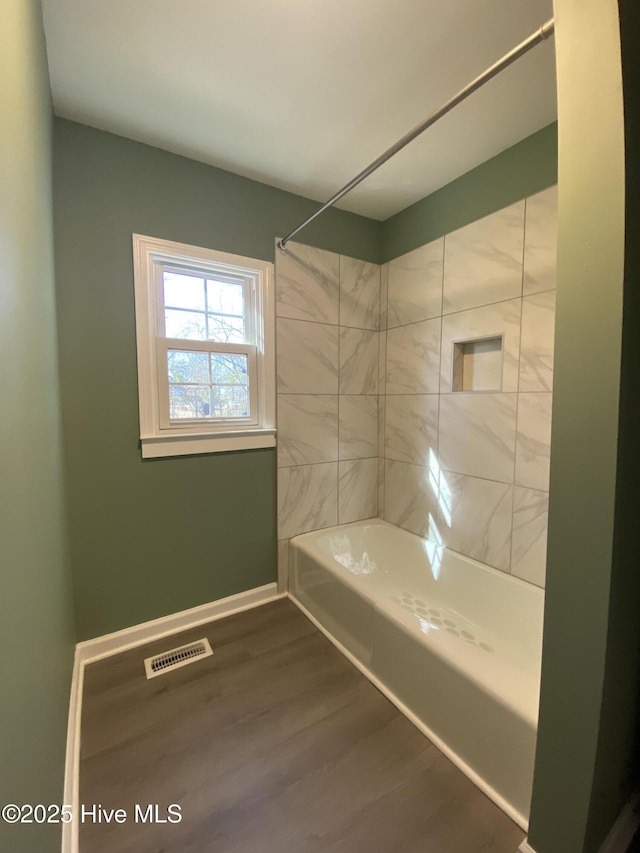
<box><xmin>291</xmin><ymin>517</ymin><xmax>545</xmax><ymax>599</ymax></box>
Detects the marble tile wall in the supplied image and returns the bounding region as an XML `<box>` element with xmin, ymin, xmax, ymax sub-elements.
<box><xmin>275</xmin><ymin>241</ymin><xmax>381</xmax><ymax>587</ymax></box>
<box><xmin>274</xmin><ymin>185</ymin><xmax>556</xmax><ymax>591</ymax></box>
<box><xmin>379</xmin><ymin>185</ymin><xmax>557</xmax><ymax>588</ymax></box>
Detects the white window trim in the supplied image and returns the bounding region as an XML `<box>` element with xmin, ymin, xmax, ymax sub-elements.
<box><xmin>132</xmin><ymin>234</ymin><xmax>276</xmax><ymax>458</ymax></box>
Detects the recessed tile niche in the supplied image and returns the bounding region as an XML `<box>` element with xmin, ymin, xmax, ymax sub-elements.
<box><xmin>452</xmin><ymin>336</ymin><xmax>503</xmax><ymax>392</ymax></box>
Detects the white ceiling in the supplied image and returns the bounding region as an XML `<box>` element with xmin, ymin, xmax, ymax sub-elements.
<box><xmin>42</xmin><ymin>0</ymin><xmax>557</xmax><ymax>221</ymax></box>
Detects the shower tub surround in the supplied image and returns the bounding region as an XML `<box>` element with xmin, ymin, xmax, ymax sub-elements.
<box><xmin>276</xmin><ymin>185</ymin><xmax>557</xmax><ymax>592</ymax></box>
<box><xmin>289</xmin><ymin>519</ymin><xmax>544</xmax><ymax>827</ymax></box>
<box><xmin>275</xmin><ymin>242</ymin><xmax>381</xmax><ymax>587</ymax></box>
<box><xmin>379</xmin><ymin>185</ymin><xmax>557</xmax><ymax>588</ymax></box>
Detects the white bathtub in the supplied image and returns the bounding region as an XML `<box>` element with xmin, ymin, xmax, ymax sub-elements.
<box><xmin>288</xmin><ymin>519</ymin><xmax>544</xmax><ymax>829</ymax></box>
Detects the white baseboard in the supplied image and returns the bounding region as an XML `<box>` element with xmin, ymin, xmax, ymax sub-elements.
<box><xmin>61</xmin><ymin>648</ymin><xmax>83</xmax><ymax>853</ymax></box>
<box><xmin>518</xmin><ymin>841</ymin><xmax>537</xmax><ymax>853</ymax></box>
<box><xmin>288</xmin><ymin>593</ymin><xmax>529</xmax><ymax>833</ymax></box>
<box><xmin>76</xmin><ymin>582</ymin><xmax>281</xmax><ymax>665</ymax></box>
<box><xmin>61</xmin><ymin>583</ymin><xmax>283</xmax><ymax>852</ymax></box>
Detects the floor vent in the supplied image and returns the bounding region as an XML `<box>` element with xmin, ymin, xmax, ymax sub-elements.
<box><xmin>144</xmin><ymin>638</ymin><xmax>213</xmax><ymax>679</ymax></box>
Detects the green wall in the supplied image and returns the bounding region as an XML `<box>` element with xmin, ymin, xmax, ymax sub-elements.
<box><xmin>53</xmin><ymin>119</ymin><xmax>382</xmax><ymax>641</ymax></box>
<box><xmin>381</xmin><ymin>122</ymin><xmax>557</xmax><ymax>262</ymax></box>
<box><xmin>527</xmin><ymin>1</ymin><xmax>640</xmax><ymax>851</ymax></box>
<box><xmin>590</xmin><ymin>1</ymin><xmax>640</xmax><ymax>844</ymax></box>
<box><xmin>0</xmin><ymin>2</ymin><xmax>75</xmax><ymax>851</ymax></box>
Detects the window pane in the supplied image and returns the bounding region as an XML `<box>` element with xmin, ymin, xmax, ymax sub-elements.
<box><xmin>165</xmin><ymin>309</ymin><xmax>206</xmax><ymax>340</ymax></box>
<box><xmin>207</xmin><ymin>280</ymin><xmax>244</xmax><ymax>316</ymax></box>
<box><xmin>210</xmin><ymin>353</ymin><xmax>247</xmax><ymax>385</ymax></box>
<box><xmin>169</xmin><ymin>385</ymin><xmax>211</xmax><ymax>419</ymax></box>
<box><xmin>207</xmin><ymin>314</ymin><xmax>245</xmax><ymax>343</ymax></box>
<box><xmin>167</xmin><ymin>350</ymin><xmax>210</xmax><ymax>384</ymax></box>
<box><xmin>163</xmin><ymin>272</ymin><xmax>205</xmax><ymax>311</ymax></box>
<box><xmin>211</xmin><ymin>385</ymin><xmax>249</xmax><ymax>418</ymax></box>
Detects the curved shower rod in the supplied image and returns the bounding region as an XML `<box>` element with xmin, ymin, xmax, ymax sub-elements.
<box><xmin>277</xmin><ymin>17</ymin><xmax>555</xmax><ymax>251</ymax></box>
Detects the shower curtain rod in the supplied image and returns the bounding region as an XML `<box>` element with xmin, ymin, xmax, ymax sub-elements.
<box><xmin>278</xmin><ymin>17</ymin><xmax>555</xmax><ymax>251</ymax></box>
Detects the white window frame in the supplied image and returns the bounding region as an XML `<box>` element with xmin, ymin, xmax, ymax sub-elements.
<box><xmin>132</xmin><ymin>234</ymin><xmax>276</xmax><ymax>458</ymax></box>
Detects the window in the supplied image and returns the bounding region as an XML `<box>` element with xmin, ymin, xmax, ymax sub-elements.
<box><xmin>132</xmin><ymin>234</ymin><xmax>275</xmax><ymax>458</ymax></box>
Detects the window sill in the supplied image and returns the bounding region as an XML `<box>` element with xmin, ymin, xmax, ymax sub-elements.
<box><xmin>140</xmin><ymin>428</ymin><xmax>276</xmax><ymax>458</ymax></box>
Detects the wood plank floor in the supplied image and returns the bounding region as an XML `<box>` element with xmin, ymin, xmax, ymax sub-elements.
<box><xmin>79</xmin><ymin>599</ymin><xmax>525</xmax><ymax>852</ymax></box>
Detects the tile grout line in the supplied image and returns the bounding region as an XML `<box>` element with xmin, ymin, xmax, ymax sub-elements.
<box><xmin>379</xmin><ymin>455</ymin><xmax>548</xmax><ymax>491</ymax></box>
<box><xmin>276</xmin><ymin>390</ymin><xmax>550</xmax><ymax>397</ymax></box>
<box><xmin>379</xmin><ymin>264</ymin><xmax>385</xmax><ymax>518</ymax></box>
<box><xmin>436</xmin><ymin>237</ymin><xmax>446</xmax><ymax>509</ymax></box>
<box><xmin>274</xmin><ymin>242</ymin><xmax>282</xmax><ymax>544</ymax></box>
<box><xmin>379</xmin><ymin>286</ymin><xmax>557</xmax><ymax>334</ymax></box>
<box><xmin>383</xmin><ymin>263</ymin><xmax>390</xmax><ymax>518</ymax></box>
<box><xmin>337</xmin><ymin>255</ymin><xmax>341</xmax><ymax>526</ymax></box>
<box><xmin>509</xmin><ymin>198</ymin><xmax>529</xmax><ymax>575</ymax></box>
<box><xmin>426</xmin><ymin>240</ymin><xmax>444</xmax><ymax>547</ymax></box>
<box><xmin>375</xmin><ymin>299</ymin><xmax>379</xmax><ymax>517</ymax></box>
<box><xmin>275</xmin><ymin>313</ymin><xmax>379</xmax><ymax>333</ymax></box>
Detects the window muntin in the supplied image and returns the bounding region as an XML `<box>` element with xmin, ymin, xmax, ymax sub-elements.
<box><xmin>161</xmin><ymin>269</ymin><xmax>248</xmax><ymax>344</ymax></box>
<box><xmin>167</xmin><ymin>351</ymin><xmax>249</xmax><ymax>419</ymax></box>
<box><xmin>156</xmin><ymin>337</ymin><xmax>258</xmax><ymax>429</ymax></box>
